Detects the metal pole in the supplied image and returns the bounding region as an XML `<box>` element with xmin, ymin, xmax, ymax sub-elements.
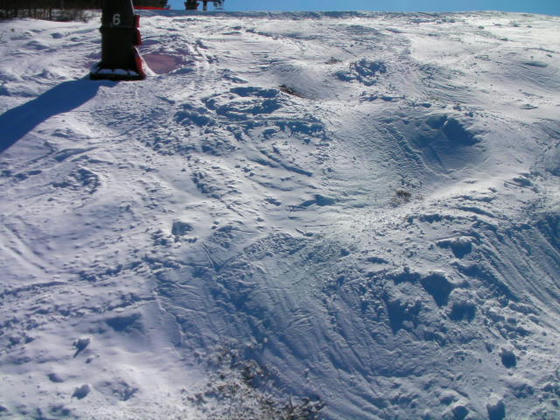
<box><xmin>90</xmin><ymin>0</ymin><xmax>146</xmax><ymax>81</ymax></box>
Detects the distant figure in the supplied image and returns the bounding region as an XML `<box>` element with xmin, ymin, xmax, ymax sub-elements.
<box><xmin>185</xmin><ymin>0</ymin><xmax>199</xmax><ymax>10</ymax></box>
<box><xmin>185</xmin><ymin>0</ymin><xmax>224</xmax><ymax>10</ymax></box>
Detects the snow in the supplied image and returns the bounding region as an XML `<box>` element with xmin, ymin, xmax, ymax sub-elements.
<box><xmin>1</xmin><ymin>11</ymin><xmax>560</xmax><ymax>419</ymax></box>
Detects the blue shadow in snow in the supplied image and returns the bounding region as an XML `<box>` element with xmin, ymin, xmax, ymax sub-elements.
<box><xmin>0</xmin><ymin>78</ymin><xmax>115</xmax><ymax>154</ymax></box>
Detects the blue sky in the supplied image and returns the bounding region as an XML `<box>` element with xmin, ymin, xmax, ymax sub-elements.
<box><xmin>168</xmin><ymin>0</ymin><xmax>559</xmax><ymax>15</ymax></box>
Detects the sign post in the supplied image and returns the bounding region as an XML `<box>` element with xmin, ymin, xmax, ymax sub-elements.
<box><xmin>90</xmin><ymin>0</ymin><xmax>146</xmax><ymax>81</ymax></box>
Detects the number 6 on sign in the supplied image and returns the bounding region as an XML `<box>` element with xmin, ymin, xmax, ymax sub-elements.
<box><xmin>112</xmin><ymin>13</ymin><xmax>121</xmax><ymax>26</ymax></box>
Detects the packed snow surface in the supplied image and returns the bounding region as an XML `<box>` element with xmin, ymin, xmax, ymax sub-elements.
<box><xmin>1</xmin><ymin>10</ymin><xmax>560</xmax><ymax>419</ymax></box>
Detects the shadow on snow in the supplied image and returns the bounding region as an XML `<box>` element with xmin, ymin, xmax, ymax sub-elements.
<box><xmin>0</xmin><ymin>78</ymin><xmax>115</xmax><ymax>154</ymax></box>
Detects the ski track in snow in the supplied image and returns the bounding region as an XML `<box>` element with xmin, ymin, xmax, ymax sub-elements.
<box><xmin>0</xmin><ymin>11</ymin><xmax>560</xmax><ymax>419</ymax></box>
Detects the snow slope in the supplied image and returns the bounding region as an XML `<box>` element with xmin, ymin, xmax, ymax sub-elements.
<box><xmin>1</xmin><ymin>11</ymin><xmax>560</xmax><ymax>419</ymax></box>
